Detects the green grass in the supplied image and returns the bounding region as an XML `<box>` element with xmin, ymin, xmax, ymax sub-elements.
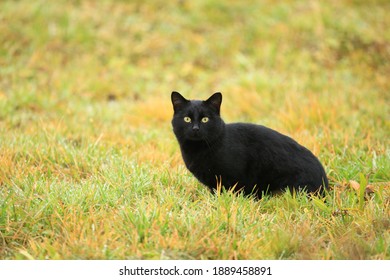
<box><xmin>0</xmin><ymin>0</ymin><xmax>389</xmax><ymax>259</ymax></box>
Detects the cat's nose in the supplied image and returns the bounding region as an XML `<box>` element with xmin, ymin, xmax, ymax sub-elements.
<box><xmin>192</xmin><ymin>124</ymin><xmax>200</xmax><ymax>131</ymax></box>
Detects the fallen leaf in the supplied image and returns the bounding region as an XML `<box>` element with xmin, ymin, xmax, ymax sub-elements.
<box><xmin>349</xmin><ymin>180</ymin><xmax>360</xmax><ymax>191</ymax></box>
<box><xmin>349</xmin><ymin>180</ymin><xmax>390</xmax><ymax>198</ymax></box>
<box><xmin>365</xmin><ymin>184</ymin><xmax>375</xmax><ymax>195</ymax></box>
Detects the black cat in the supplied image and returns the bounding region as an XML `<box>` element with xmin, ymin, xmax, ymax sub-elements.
<box><xmin>171</xmin><ymin>91</ymin><xmax>328</xmax><ymax>198</ymax></box>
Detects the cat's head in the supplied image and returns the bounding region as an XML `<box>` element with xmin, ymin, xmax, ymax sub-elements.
<box><xmin>171</xmin><ymin>91</ymin><xmax>225</xmax><ymax>142</ymax></box>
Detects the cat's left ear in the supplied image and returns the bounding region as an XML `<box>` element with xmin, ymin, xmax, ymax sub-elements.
<box><xmin>171</xmin><ymin>91</ymin><xmax>189</xmax><ymax>112</ymax></box>
<box><xmin>205</xmin><ymin>92</ymin><xmax>222</xmax><ymax>114</ymax></box>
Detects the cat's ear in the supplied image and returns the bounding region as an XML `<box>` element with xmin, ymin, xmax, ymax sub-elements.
<box><xmin>205</xmin><ymin>92</ymin><xmax>222</xmax><ymax>114</ymax></box>
<box><xmin>171</xmin><ymin>91</ymin><xmax>189</xmax><ymax>112</ymax></box>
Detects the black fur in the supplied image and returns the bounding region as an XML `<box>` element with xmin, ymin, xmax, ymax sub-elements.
<box><xmin>171</xmin><ymin>91</ymin><xmax>328</xmax><ymax>198</ymax></box>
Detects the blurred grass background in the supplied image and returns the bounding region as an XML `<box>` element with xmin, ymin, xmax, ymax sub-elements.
<box><xmin>0</xmin><ymin>0</ymin><xmax>389</xmax><ymax>259</ymax></box>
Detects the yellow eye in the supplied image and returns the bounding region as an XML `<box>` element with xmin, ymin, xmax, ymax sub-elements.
<box><xmin>184</xmin><ymin>117</ymin><xmax>191</xmax><ymax>123</ymax></box>
<box><xmin>201</xmin><ymin>117</ymin><xmax>209</xmax><ymax>123</ymax></box>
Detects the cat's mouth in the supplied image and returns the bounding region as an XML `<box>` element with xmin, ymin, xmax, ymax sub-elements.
<box><xmin>187</xmin><ymin>131</ymin><xmax>203</xmax><ymax>141</ymax></box>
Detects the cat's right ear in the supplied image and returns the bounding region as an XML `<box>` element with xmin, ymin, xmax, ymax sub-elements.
<box><xmin>205</xmin><ymin>92</ymin><xmax>222</xmax><ymax>114</ymax></box>
<box><xmin>171</xmin><ymin>91</ymin><xmax>189</xmax><ymax>112</ymax></box>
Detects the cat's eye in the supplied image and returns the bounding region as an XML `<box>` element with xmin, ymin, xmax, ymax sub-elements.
<box><xmin>201</xmin><ymin>117</ymin><xmax>209</xmax><ymax>123</ymax></box>
<box><xmin>184</xmin><ymin>117</ymin><xmax>191</xmax><ymax>123</ymax></box>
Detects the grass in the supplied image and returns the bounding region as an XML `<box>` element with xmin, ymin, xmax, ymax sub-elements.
<box><xmin>0</xmin><ymin>0</ymin><xmax>389</xmax><ymax>259</ymax></box>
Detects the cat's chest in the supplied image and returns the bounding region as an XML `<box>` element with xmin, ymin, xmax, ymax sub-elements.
<box><xmin>180</xmin><ymin>143</ymin><xmax>247</xmax><ymax>189</ymax></box>
<box><xmin>181</xmin><ymin>148</ymin><xmax>221</xmax><ymax>186</ymax></box>
<box><xmin>180</xmin><ymin>145</ymin><xmax>219</xmax><ymax>170</ymax></box>
<box><xmin>182</xmin><ymin>147</ymin><xmax>215</xmax><ymax>167</ymax></box>
<box><xmin>180</xmin><ymin>142</ymin><xmax>242</xmax><ymax>175</ymax></box>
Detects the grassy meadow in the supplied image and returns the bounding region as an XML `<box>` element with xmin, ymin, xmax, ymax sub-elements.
<box><xmin>0</xmin><ymin>0</ymin><xmax>389</xmax><ymax>259</ymax></box>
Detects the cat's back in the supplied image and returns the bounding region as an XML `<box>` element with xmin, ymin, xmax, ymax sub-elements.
<box><xmin>225</xmin><ymin>122</ymin><xmax>296</xmax><ymax>146</ymax></box>
<box><xmin>223</xmin><ymin>122</ymin><xmax>314</xmax><ymax>166</ymax></box>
